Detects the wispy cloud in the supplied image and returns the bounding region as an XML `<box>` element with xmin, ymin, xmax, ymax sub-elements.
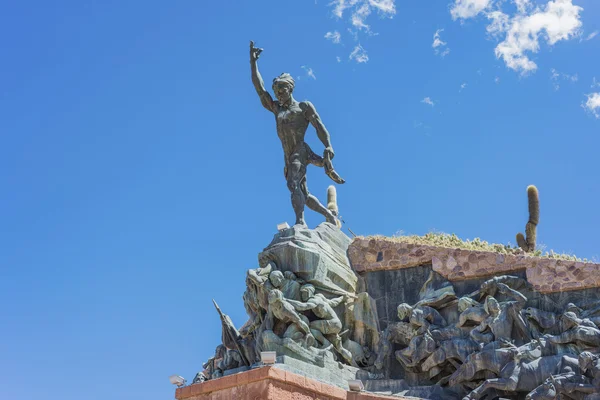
<box><xmin>450</xmin><ymin>0</ymin><xmax>494</xmax><ymax>20</ymax></box>
<box><xmin>582</xmin><ymin>92</ymin><xmax>600</xmax><ymax>118</ymax></box>
<box><xmin>550</xmin><ymin>68</ymin><xmax>578</xmax><ymax>90</ymax></box>
<box><xmin>324</xmin><ymin>31</ymin><xmax>342</xmax><ymax>44</ymax></box>
<box><xmin>459</xmin><ymin>83</ymin><xmax>468</xmax><ymax>92</ymax></box>
<box><xmin>486</xmin><ymin>11</ymin><xmax>509</xmax><ymax>39</ymax></box>
<box><xmin>432</xmin><ymin>29</ymin><xmax>451</xmax><ymax>57</ymax></box>
<box><xmin>583</xmin><ymin>30</ymin><xmax>599</xmax><ymax>41</ymax></box>
<box><xmin>325</xmin><ymin>0</ymin><xmax>395</xmax><ymax>60</ymax></box>
<box><xmin>331</xmin><ymin>0</ymin><xmax>396</xmax><ymax>32</ymax></box>
<box><xmin>451</xmin><ymin>0</ymin><xmax>584</xmax><ymax>75</ymax></box>
<box><xmin>495</xmin><ymin>76</ymin><xmax>500</xmax><ymax>84</ymax></box>
<box><xmin>349</xmin><ymin>44</ymin><xmax>369</xmax><ymax>63</ymax></box>
<box><xmin>592</xmin><ymin>77</ymin><xmax>600</xmax><ymax>89</ymax></box>
<box><xmin>421</xmin><ymin>97</ymin><xmax>435</xmax><ymax>106</ymax></box>
<box><xmin>301</xmin><ymin>66</ymin><xmax>317</xmax><ymax>80</ymax></box>
<box><xmin>336</xmin><ymin>56</ymin><xmax>342</xmax><ymax>63</ymax></box>
<box><xmin>414</xmin><ymin>121</ymin><xmax>432</xmax><ymax>136</ymax></box>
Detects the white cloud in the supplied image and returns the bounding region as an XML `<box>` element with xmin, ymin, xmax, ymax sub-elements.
<box><xmin>592</xmin><ymin>77</ymin><xmax>600</xmax><ymax>88</ymax></box>
<box><xmin>494</xmin><ymin>0</ymin><xmax>583</xmax><ymax>74</ymax></box>
<box><xmin>486</xmin><ymin>11</ymin><xmax>510</xmax><ymax>38</ymax></box>
<box><xmin>433</xmin><ymin>29</ymin><xmax>451</xmax><ymax>57</ymax></box>
<box><xmin>336</xmin><ymin>56</ymin><xmax>342</xmax><ymax>63</ymax></box>
<box><xmin>460</xmin><ymin>82</ymin><xmax>468</xmax><ymax>92</ymax></box>
<box><xmin>352</xmin><ymin>3</ymin><xmax>372</xmax><ymax>31</ymax></box>
<box><xmin>582</xmin><ymin>92</ymin><xmax>600</xmax><ymax>118</ymax></box>
<box><xmin>549</xmin><ymin>68</ymin><xmax>579</xmax><ymax>90</ymax></box>
<box><xmin>433</xmin><ymin>29</ymin><xmax>447</xmax><ymax>48</ymax></box>
<box><xmin>301</xmin><ymin>66</ymin><xmax>317</xmax><ymax>80</ymax></box>
<box><xmin>450</xmin><ymin>0</ymin><xmax>494</xmax><ymax>20</ymax></box>
<box><xmin>324</xmin><ymin>0</ymin><xmax>396</xmax><ymax>62</ymax></box>
<box><xmin>325</xmin><ymin>31</ymin><xmax>342</xmax><ymax>44</ymax></box>
<box><xmin>514</xmin><ymin>0</ymin><xmax>531</xmax><ymax>14</ymax></box>
<box><xmin>495</xmin><ymin>76</ymin><xmax>501</xmax><ymax>83</ymax></box>
<box><xmin>550</xmin><ymin>68</ymin><xmax>561</xmax><ymax>90</ymax></box>
<box><xmin>421</xmin><ymin>97</ymin><xmax>435</xmax><ymax>106</ymax></box>
<box><xmin>349</xmin><ymin>44</ymin><xmax>369</xmax><ymax>63</ymax></box>
<box><xmin>331</xmin><ymin>0</ymin><xmax>396</xmax><ymax>29</ymax></box>
<box><xmin>584</xmin><ymin>31</ymin><xmax>598</xmax><ymax>41</ymax></box>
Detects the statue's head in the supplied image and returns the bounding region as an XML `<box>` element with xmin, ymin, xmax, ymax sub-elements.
<box><xmin>562</xmin><ymin>311</ymin><xmax>579</xmax><ymax>328</ymax></box>
<box><xmin>458</xmin><ymin>297</ymin><xmax>478</xmax><ymax>312</ymax></box>
<box><xmin>215</xmin><ymin>344</ymin><xmax>226</xmax><ymax>358</ymax></box>
<box><xmin>272</xmin><ymin>73</ymin><xmax>294</xmax><ymax>104</ymax></box>
<box><xmin>269</xmin><ymin>271</ymin><xmax>284</xmax><ymax>288</ymax></box>
<box><xmin>397</xmin><ymin>303</ymin><xmax>412</xmax><ymax>321</ymax></box>
<box><xmin>268</xmin><ymin>289</ymin><xmax>283</xmax><ymax>304</ymax></box>
<box><xmin>484</xmin><ymin>297</ymin><xmax>500</xmax><ymax>317</ymax></box>
<box><xmin>300</xmin><ymin>284</ymin><xmax>316</xmax><ymax>301</ymax></box>
<box><xmin>565</xmin><ymin>303</ymin><xmax>582</xmax><ymax>316</ymax></box>
<box><xmin>579</xmin><ymin>351</ymin><xmax>596</xmax><ymax>373</ymax></box>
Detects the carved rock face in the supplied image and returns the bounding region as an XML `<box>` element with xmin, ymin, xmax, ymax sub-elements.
<box><xmin>259</xmin><ymin>223</ymin><xmax>357</xmax><ymax>294</ymax></box>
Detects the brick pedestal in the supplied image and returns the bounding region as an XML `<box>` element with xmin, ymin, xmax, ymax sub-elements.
<box><xmin>174</xmin><ymin>366</ymin><xmax>405</xmax><ymax>400</ymax></box>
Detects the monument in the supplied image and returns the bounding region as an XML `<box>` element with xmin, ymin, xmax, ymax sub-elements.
<box><xmin>173</xmin><ymin>43</ymin><xmax>600</xmax><ymax>400</ymax></box>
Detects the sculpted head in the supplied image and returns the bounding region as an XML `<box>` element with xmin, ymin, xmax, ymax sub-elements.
<box><xmin>268</xmin><ymin>289</ymin><xmax>283</xmax><ymax>304</ymax></box>
<box><xmin>565</xmin><ymin>303</ymin><xmax>582</xmax><ymax>316</ymax></box>
<box><xmin>562</xmin><ymin>311</ymin><xmax>579</xmax><ymax>329</ymax></box>
<box><xmin>300</xmin><ymin>284</ymin><xmax>316</xmax><ymax>302</ymax></box>
<box><xmin>397</xmin><ymin>303</ymin><xmax>413</xmax><ymax>321</ymax></box>
<box><xmin>269</xmin><ymin>271</ymin><xmax>285</xmax><ymax>288</ymax></box>
<box><xmin>579</xmin><ymin>351</ymin><xmax>596</xmax><ymax>373</ymax></box>
<box><xmin>458</xmin><ymin>297</ymin><xmax>478</xmax><ymax>312</ymax></box>
<box><xmin>215</xmin><ymin>344</ymin><xmax>226</xmax><ymax>358</ymax></box>
<box><xmin>272</xmin><ymin>73</ymin><xmax>294</xmax><ymax>104</ymax></box>
<box><xmin>484</xmin><ymin>297</ymin><xmax>500</xmax><ymax>317</ymax></box>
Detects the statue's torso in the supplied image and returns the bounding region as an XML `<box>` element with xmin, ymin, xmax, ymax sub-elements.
<box><xmin>275</xmin><ymin>102</ymin><xmax>309</xmax><ymax>158</ymax></box>
<box><xmin>489</xmin><ymin>310</ymin><xmax>512</xmax><ymax>339</ymax></box>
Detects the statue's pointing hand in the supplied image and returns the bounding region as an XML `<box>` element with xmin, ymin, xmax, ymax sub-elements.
<box><xmin>250</xmin><ymin>41</ymin><xmax>263</xmax><ymax>62</ymax></box>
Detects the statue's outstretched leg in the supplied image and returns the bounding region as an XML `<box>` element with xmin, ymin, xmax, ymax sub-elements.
<box><xmin>306</xmin><ymin>194</ymin><xmax>337</xmax><ymax>225</ymax></box>
<box><xmin>286</xmin><ymin>160</ymin><xmax>307</xmax><ymax>226</ymax></box>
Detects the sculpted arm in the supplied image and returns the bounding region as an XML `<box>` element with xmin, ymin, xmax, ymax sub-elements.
<box><xmin>287</xmin><ymin>298</ymin><xmax>317</xmax><ymax>312</ymax></box>
<box><xmin>301</xmin><ymin>101</ymin><xmax>334</xmax><ymax>156</ymax></box>
<box><xmin>250</xmin><ymin>41</ymin><xmax>276</xmax><ymax>113</ymax></box>
<box><xmin>470</xmin><ymin>320</ymin><xmax>494</xmax><ymax>343</ymax></box>
<box><xmin>497</xmin><ymin>283</ymin><xmax>527</xmax><ymax>308</ymax></box>
<box><xmin>326</xmin><ymin>295</ymin><xmax>345</xmax><ymax>308</ymax></box>
<box><xmin>547</xmin><ymin>331</ymin><xmax>573</xmax><ymax>344</ymax></box>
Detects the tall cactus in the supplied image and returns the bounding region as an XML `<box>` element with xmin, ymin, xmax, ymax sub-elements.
<box><xmin>327</xmin><ymin>185</ymin><xmax>338</xmax><ymax>215</ymax></box>
<box><xmin>326</xmin><ymin>185</ymin><xmax>342</xmax><ymax>228</ymax></box>
<box><xmin>516</xmin><ymin>185</ymin><xmax>539</xmax><ymax>252</ymax></box>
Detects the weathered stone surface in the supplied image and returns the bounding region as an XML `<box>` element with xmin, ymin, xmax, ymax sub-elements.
<box><xmin>349</xmin><ymin>237</ymin><xmax>600</xmax><ymax>292</ymax></box>
<box><xmin>260</xmin><ymin>223</ymin><xmax>357</xmax><ymax>295</ymax></box>
<box><xmin>350</xmin><ymin>292</ymin><xmax>380</xmax><ymax>351</ymax></box>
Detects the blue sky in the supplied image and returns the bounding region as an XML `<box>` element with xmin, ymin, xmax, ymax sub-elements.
<box><xmin>0</xmin><ymin>1</ymin><xmax>598</xmax><ymax>399</ymax></box>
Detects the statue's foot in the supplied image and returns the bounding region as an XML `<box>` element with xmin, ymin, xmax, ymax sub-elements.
<box><xmin>340</xmin><ymin>348</ymin><xmax>354</xmax><ymax>364</ymax></box>
<box><xmin>294</xmin><ymin>219</ymin><xmax>307</xmax><ymax>227</ymax></box>
<box><xmin>324</xmin><ymin>210</ymin><xmax>341</xmax><ymax>227</ymax></box>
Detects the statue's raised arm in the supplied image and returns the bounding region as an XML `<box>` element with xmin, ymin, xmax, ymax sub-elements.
<box><xmin>250</xmin><ymin>41</ymin><xmax>276</xmax><ymax>113</ymax></box>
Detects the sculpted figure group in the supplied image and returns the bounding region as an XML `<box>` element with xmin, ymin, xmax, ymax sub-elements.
<box><xmin>376</xmin><ymin>273</ymin><xmax>600</xmax><ymax>399</ymax></box>
<box><xmin>198</xmin><ymin>260</ymin><xmax>366</xmax><ymax>382</ymax></box>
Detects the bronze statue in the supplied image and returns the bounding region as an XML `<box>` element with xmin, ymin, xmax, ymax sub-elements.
<box><xmin>250</xmin><ymin>41</ymin><xmax>344</xmax><ymax>226</ymax></box>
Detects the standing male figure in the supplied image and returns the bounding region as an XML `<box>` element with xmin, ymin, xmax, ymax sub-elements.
<box><xmin>250</xmin><ymin>41</ymin><xmax>344</xmax><ymax>226</ymax></box>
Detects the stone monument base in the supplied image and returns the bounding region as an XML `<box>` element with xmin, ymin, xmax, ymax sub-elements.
<box><xmin>175</xmin><ymin>365</ymin><xmax>412</xmax><ymax>400</ymax></box>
